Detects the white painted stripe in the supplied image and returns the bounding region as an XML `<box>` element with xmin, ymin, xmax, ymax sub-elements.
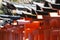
<box><xmin>49</xmin><ymin>12</ymin><xmax>60</xmax><ymax>17</ymax></box>
<box><xmin>2</xmin><ymin>2</ymin><xmax>7</xmax><ymax>5</ymax></box>
<box><xmin>37</xmin><ymin>15</ymin><xmax>43</xmax><ymax>19</ymax></box>
<box><xmin>22</xmin><ymin>11</ymin><xmax>32</xmax><ymax>15</ymax></box>
<box><xmin>46</xmin><ymin>0</ymin><xmax>56</xmax><ymax>4</ymax></box>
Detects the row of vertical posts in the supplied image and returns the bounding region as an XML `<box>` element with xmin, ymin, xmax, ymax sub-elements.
<box><xmin>0</xmin><ymin>17</ymin><xmax>60</xmax><ymax>40</ymax></box>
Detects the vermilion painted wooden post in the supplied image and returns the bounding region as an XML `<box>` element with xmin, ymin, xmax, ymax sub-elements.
<box><xmin>24</xmin><ymin>21</ymin><xmax>40</xmax><ymax>40</ymax></box>
<box><xmin>49</xmin><ymin>18</ymin><xmax>60</xmax><ymax>40</ymax></box>
<box><xmin>2</xmin><ymin>28</ymin><xmax>7</xmax><ymax>40</ymax></box>
<box><xmin>33</xmin><ymin>30</ymin><xmax>39</xmax><ymax>40</ymax></box>
<box><xmin>17</xmin><ymin>19</ymin><xmax>30</xmax><ymax>40</ymax></box>
<box><xmin>0</xmin><ymin>27</ymin><xmax>3</xmax><ymax>40</ymax></box>
<box><xmin>4</xmin><ymin>23</ymin><xmax>13</xmax><ymax>40</ymax></box>
<box><xmin>3</xmin><ymin>21</ymin><xmax>20</xmax><ymax>40</ymax></box>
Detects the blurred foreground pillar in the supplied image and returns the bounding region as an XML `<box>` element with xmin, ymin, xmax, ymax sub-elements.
<box><xmin>0</xmin><ymin>0</ymin><xmax>2</xmax><ymax>8</ymax></box>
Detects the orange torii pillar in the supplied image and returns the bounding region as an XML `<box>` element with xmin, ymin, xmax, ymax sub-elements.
<box><xmin>1</xmin><ymin>23</ymin><xmax>12</xmax><ymax>40</ymax></box>
<box><xmin>4</xmin><ymin>21</ymin><xmax>20</xmax><ymax>40</ymax></box>
<box><xmin>17</xmin><ymin>19</ymin><xmax>30</xmax><ymax>40</ymax></box>
<box><xmin>38</xmin><ymin>21</ymin><xmax>44</xmax><ymax>40</ymax></box>
<box><xmin>24</xmin><ymin>21</ymin><xmax>41</xmax><ymax>40</ymax></box>
<box><xmin>49</xmin><ymin>18</ymin><xmax>60</xmax><ymax>40</ymax></box>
